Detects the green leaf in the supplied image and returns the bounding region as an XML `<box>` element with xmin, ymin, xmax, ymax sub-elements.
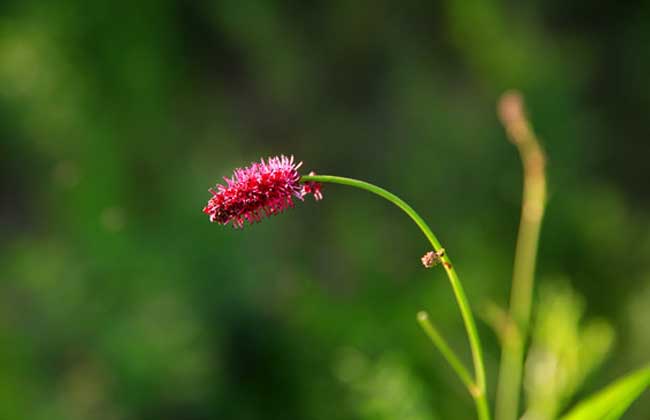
<box><xmin>560</xmin><ymin>365</ymin><xmax>650</xmax><ymax>420</ymax></box>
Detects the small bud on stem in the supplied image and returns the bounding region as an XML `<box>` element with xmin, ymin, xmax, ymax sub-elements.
<box><xmin>421</xmin><ymin>248</ymin><xmax>445</xmax><ymax>268</ymax></box>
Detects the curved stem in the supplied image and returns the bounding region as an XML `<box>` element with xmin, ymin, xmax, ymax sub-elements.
<box><xmin>301</xmin><ymin>174</ymin><xmax>490</xmax><ymax>420</ymax></box>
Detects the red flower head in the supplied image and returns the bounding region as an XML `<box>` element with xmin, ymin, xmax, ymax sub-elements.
<box><xmin>203</xmin><ymin>155</ymin><xmax>323</xmax><ymax>228</ymax></box>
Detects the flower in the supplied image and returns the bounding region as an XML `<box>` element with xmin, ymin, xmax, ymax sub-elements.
<box><xmin>203</xmin><ymin>155</ymin><xmax>323</xmax><ymax>228</ymax></box>
<box><xmin>301</xmin><ymin>171</ymin><xmax>324</xmax><ymax>201</ymax></box>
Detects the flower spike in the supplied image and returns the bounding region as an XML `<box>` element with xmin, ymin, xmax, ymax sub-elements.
<box><xmin>203</xmin><ymin>155</ymin><xmax>322</xmax><ymax>228</ymax></box>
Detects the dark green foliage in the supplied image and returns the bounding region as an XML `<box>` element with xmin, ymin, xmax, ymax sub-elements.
<box><xmin>1</xmin><ymin>1</ymin><xmax>650</xmax><ymax>419</ymax></box>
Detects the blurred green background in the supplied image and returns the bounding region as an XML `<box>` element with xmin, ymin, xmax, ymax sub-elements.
<box><xmin>2</xmin><ymin>1</ymin><xmax>650</xmax><ymax>419</ymax></box>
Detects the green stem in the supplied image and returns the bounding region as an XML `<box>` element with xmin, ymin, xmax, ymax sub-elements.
<box><xmin>301</xmin><ymin>174</ymin><xmax>490</xmax><ymax>420</ymax></box>
<box><xmin>495</xmin><ymin>91</ymin><xmax>547</xmax><ymax>420</ymax></box>
<box><xmin>417</xmin><ymin>311</ymin><xmax>476</xmax><ymax>394</ymax></box>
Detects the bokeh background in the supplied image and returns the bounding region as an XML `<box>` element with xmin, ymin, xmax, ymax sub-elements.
<box><xmin>2</xmin><ymin>1</ymin><xmax>650</xmax><ymax>419</ymax></box>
